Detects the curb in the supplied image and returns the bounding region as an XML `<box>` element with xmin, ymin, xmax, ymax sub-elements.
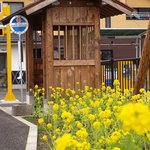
<box><xmin>0</xmin><ymin>107</ymin><xmax>37</xmax><ymax>150</ymax></box>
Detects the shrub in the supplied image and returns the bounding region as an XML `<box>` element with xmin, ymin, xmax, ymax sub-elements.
<box><xmin>34</xmin><ymin>81</ymin><xmax>150</xmax><ymax>150</ymax></box>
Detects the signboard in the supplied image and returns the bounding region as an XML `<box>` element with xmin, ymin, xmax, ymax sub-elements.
<box><xmin>9</xmin><ymin>15</ymin><xmax>29</xmax><ymax>35</ymax></box>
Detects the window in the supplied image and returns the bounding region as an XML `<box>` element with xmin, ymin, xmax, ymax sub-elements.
<box><xmin>127</xmin><ymin>8</ymin><xmax>150</xmax><ymax>20</ymax></box>
<box><xmin>53</xmin><ymin>25</ymin><xmax>95</xmax><ymax>60</ymax></box>
<box><xmin>3</xmin><ymin>2</ymin><xmax>24</xmax><ymax>14</ymax></box>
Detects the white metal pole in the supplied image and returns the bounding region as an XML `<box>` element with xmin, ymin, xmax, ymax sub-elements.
<box><xmin>18</xmin><ymin>34</ymin><xmax>23</xmax><ymax>102</ymax></box>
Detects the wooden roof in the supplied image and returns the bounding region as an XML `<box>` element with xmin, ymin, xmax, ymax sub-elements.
<box><xmin>0</xmin><ymin>0</ymin><xmax>134</xmax><ymax>25</ymax></box>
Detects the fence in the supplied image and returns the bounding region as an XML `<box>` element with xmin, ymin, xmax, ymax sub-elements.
<box><xmin>101</xmin><ymin>58</ymin><xmax>150</xmax><ymax>92</ymax></box>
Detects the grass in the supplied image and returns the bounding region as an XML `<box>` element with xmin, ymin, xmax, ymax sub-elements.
<box><xmin>23</xmin><ymin>115</ymin><xmax>48</xmax><ymax>150</ymax></box>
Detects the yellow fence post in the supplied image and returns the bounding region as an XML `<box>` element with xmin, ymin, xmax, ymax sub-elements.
<box><xmin>1</xmin><ymin>5</ymin><xmax>16</xmax><ymax>101</ymax></box>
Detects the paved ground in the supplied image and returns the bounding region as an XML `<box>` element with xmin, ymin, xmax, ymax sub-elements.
<box><xmin>0</xmin><ymin>88</ymin><xmax>37</xmax><ymax>150</ymax></box>
<box><xmin>0</xmin><ymin>109</ymin><xmax>29</xmax><ymax>150</ymax></box>
<box><xmin>0</xmin><ymin>88</ymin><xmax>27</xmax><ymax>102</ymax></box>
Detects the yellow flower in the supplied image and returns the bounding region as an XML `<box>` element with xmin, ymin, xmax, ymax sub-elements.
<box><xmin>53</xmin><ymin>104</ymin><xmax>59</xmax><ymax>111</ymax></box>
<box><xmin>34</xmin><ymin>84</ymin><xmax>38</xmax><ymax>89</ymax></box>
<box><xmin>118</xmin><ymin>102</ymin><xmax>150</xmax><ymax>134</ymax></box>
<box><xmin>113</xmin><ymin>147</ymin><xmax>121</xmax><ymax>150</ymax></box>
<box><xmin>41</xmin><ymin>135</ymin><xmax>48</xmax><ymax>141</ymax></box>
<box><xmin>76</xmin><ymin>121</ymin><xmax>83</xmax><ymax>129</ymax></box>
<box><xmin>107</xmin><ymin>131</ymin><xmax>121</xmax><ymax>144</ymax></box>
<box><xmin>93</xmin><ymin>121</ymin><xmax>100</xmax><ymax>130</ymax></box>
<box><xmin>56</xmin><ymin>134</ymin><xmax>74</xmax><ymax>150</ymax></box>
<box><xmin>113</xmin><ymin>80</ymin><xmax>120</xmax><ymax>86</ymax></box>
<box><xmin>47</xmin><ymin>123</ymin><xmax>52</xmax><ymax>129</ymax></box>
<box><xmin>76</xmin><ymin>128</ymin><xmax>88</xmax><ymax>140</ymax></box>
<box><xmin>55</xmin><ymin>128</ymin><xmax>60</xmax><ymax>133</ymax></box>
<box><xmin>88</xmin><ymin>114</ymin><xmax>96</xmax><ymax>121</ymax></box>
<box><xmin>38</xmin><ymin>118</ymin><xmax>44</xmax><ymax>125</ymax></box>
<box><xmin>52</xmin><ymin>114</ymin><xmax>58</xmax><ymax>120</ymax></box>
<box><xmin>139</xmin><ymin>88</ymin><xmax>145</xmax><ymax>93</ymax></box>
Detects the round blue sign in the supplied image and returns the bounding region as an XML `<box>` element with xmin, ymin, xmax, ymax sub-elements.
<box><xmin>10</xmin><ymin>15</ymin><xmax>29</xmax><ymax>35</ymax></box>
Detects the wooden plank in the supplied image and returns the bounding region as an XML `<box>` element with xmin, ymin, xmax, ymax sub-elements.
<box><xmin>26</xmin><ymin>19</ymin><xmax>34</xmax><ymax>90</ymax></box>
<box><xmin>51</xmin><ymin>7</ymin><xmax>60</xmax><ymax>23</ymax></box>
<box><xmin>58</xmin><ymin>25</ymin><xmax>61</xmax><ymax>60</ymax></box>
<box><xmin>72</xmin><ymin>26</ymin><xmax>75</xmax><ymax>60</ymax></box>
<box><xmin>66</xmin><ymin>7</ymin><xmax>74</xmax><ymax>23</ymax></box>
<box><xmin>74</xmin><ymin>66</ymin><xmax>81</xmax><ymax>91</ymax></box>
<box><xmin>42</xmin><ymin>11</ymin><xmax>47</xmax><ymax>91</ymax></box>
<box><xmin>26</xmin><ymin>0</ymin><xmax>57</xmax><ymax>15</ymax></box>
<box><xmin>94</xmin><ymin>8</ymin><xmax>101</xmax><ymax>88</ymax></box>
<box><xmin>79</xmin><ymin>26</ymin><xmax>82</xmax><ymax>59</ymax></box>
<box><xmin>54</xmin><ymin>67</ymin><xmax>61</xmax><ymax>87</ymax></box>
<box><xmin>52</xmin><ymin>22</ymin><xmax>95</xmax><ymax>26</ymax></box>
<box><xmin>80</xmin><ymin>66</ymin><xmax>89</xmax><ymax>89</ymax></box>
<box><xmin>54</xmin><ymin>60</ymin><xmax>95</xmax><ymax>66</ymax></box>
<box><xmin>67</xmin><ymin>67</ymin><xmax>75</xmax><ymax>89</ymax></box>
<box><xmin>65</xmin><ymin>26</ymin><xmax>68</xmax><ymax>60</ymax></box>
<box><xmin>88</xmin><ymin>66</ymin><xmax>95</xmax><ymax>87</ymax></box>
<box><xmin>60</xmin><ymin>67</ymin><xmax>68</xmax><ymax>89</ymax></box>
<box><xmin>59</xmin><ymin>7</ymin><xmax>67</xmax><ymax>23</ymax></box>
<box><xmin>86</xmin><ymin>26</ymin><xmax>89</xmax><ymax>59</ymax></box>
<box><xmin>45</xmin><ymin>9</ymin><xmax>54</xmax><ymax>87</ymax></box>
<box><xmin>74</xmin><ymin>7</ymin><xmax>80</xmax><ymax>23</ymax></box>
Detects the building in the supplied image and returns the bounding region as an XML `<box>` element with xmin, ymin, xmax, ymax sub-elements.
<box><xmin>0</xmin><ymin>0</ymin><xmax>32</xmax><ymax>88</ymax></box>
<box><xmin>100</xmin><ymin>0</ymin><xmax>150</xmax><ymax>59</ymax></box>
<box><xmin>1</xmin><ymin>0</ymin><xmax>133</xmax><ymax>97</ymax></box>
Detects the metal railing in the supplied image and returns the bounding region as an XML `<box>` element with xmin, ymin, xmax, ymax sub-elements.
<box><xmin>101</xmin><ymin>58</ymin><xmax>142</xmax><ymax>91</ymax></box>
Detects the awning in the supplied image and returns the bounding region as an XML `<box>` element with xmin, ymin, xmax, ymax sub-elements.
<box><xmin>100</xmin><ymin>29</ymin><xmax>146</xmax><ymax>37</ymax></box>
<box><xmin>0</xmin><ymin>0</ymin><xmax>134</xmax><ymax>25</ymax></box>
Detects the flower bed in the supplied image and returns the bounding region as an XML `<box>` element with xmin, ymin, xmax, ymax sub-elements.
<box><xmin>31</xmin><ymin>80</ymin><xmax>150</xmax><ymax>150</ymax></box>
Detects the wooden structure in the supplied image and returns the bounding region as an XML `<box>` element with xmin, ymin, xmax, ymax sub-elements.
<box><xmin>134</xmin><ymin>20</ymin><xmax>150</xmax><ymax>94</ymax></box>
<box><xmin>1</xmin><ymin>0</ymin><xmax>133</xmax><ymax>95</ymax></box>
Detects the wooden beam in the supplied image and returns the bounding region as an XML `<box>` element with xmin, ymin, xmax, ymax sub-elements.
<box><xmin>94</xmin><ymin>7</ymin><xmax>101</xmax><ymax>88</ymax></box>
<box><xmin>45</xmin><ymin>9</ymin><xmax>54</xmax><ymax>87</ymax></box>
<box><xmin>134</xmin><ymin>20</ymin><xmax>150</xmax><ymax>94</ymax></box>
<box><xmin>42</xmin><ymin>11</ymin><xmax>47</xmax><ymax>92</ymax></box>
<box><xmin>26</xmin><ymin>0</ymin><xmax>57</xmax><ymax>15</ymax></box>
<box><xmin>103</xmin><ymin>0</ymin><xmax>133</xmax><ymax>15</ymax></box>
<box><xmin>54</xmin><ymin>60</ymin><xmax>95</xmax><ymax>66</ymax></box>
<box><xmin>26</xmin><ymin>19</ymin><xmax>34</xmax><ymax>90</ymax></box>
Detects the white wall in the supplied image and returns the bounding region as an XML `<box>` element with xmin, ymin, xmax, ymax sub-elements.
<box><xmin>11</xmin><ymin>44</ymin><xmax>26</xmax><ymax>71</ymax></box>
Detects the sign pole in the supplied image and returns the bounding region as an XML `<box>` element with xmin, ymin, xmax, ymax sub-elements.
<box><xmin>18</xmin><ymin>34</ymin><xmax>23</xmax><ymax>102</ymax></box>
<box><xmin>10</xmin><ymin>15</ymin><xmax>29</xmax><ymax>102</ymax></box>
<box><xmin>4</xmin><ymin>6</ymin><xmax>16</xmax><ymax>101</ymax></box>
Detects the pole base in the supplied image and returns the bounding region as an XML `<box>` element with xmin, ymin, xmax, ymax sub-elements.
<box><xmin>4</xmin><ymin>92</ymin><xmax>16</xmax><ymax>101</ymax></box>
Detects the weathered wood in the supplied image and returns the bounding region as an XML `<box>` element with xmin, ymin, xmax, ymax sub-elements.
<box><xmin>94</xmin><ymin>7</ymin><xmax>101</xmax><ymax>88</ymax></box>
<box><xmin>42</xmin><ymin>11</ymin><xmax>47</xmax><ymax>91</ymax></box>
<box><xmin>26</xmin><ymin>18</ymin><xmax>34</xmax><ymax>90</ymax></box>
<box><xmin>45</xmin><ymin>9</ymin><xmax>54</xmax><ymax>87</ymax></box>
<box><xmin>134</xmin><ymin>20</ymin><xmax>150</xmax><ymax>94</ymax></box>
<box><xmin>54</xmin><ymin>60</ymin><xmax>95</xmax><ymax>66</ymax></box>
<box><xmin>67</xmin><ymin>67</ymin><xmax>75</xmax><ymax>89</ymax></box>
<box><xmin>54</xmin><ymin>67</ymin><xmax>61</xmax><ymax>87</ymax></box>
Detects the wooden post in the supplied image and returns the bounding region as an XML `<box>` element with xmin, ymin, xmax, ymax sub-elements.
<box><xmin>26</xmin><ymin>19</ymin><xmax>34</xmax><ymax>90</ymax></box>
<box><xmin>42</xmin><ymin>11</ymin><xmax>47</xmax><ymax>92</ymax></box>
<box><xmin>45</xmin><ymin>9</ymin><xmax>54</xmax><ymax>88</ymax></box>
<box><xmin>134</xmin><ymin>20</ymin><xmax>150</xmax><ymax>94</ymax></box>
<box><xmin>94</xmin><ymin>7</ymin><xmax>101</xmax><ymax>88</ymax></box>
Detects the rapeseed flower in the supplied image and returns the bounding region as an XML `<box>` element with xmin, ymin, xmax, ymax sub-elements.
<box><xmin>38</xmin><ymin>118</ymin><xmax>44</xmax><ymax>125</ymax></box>
<box><xmin>118</xmin><ymin>102</ymin><xmax>150</xmax><ymax>134</ymax></box>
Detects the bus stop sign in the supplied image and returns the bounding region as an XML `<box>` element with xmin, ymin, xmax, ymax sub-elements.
<box><xmin>10</xmin><ymin>15</ymin><xmax>29</xmax><ymax>35</ymax></box>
